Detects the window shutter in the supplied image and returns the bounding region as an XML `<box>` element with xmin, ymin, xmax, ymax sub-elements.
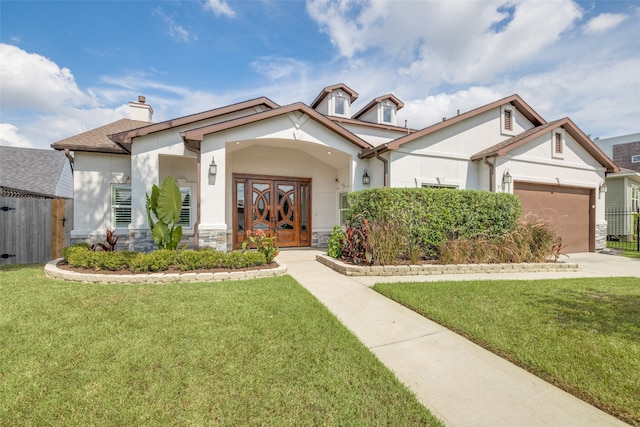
<box><xmin>555</xmin><ymin>132</ymin><xmax>563</xmax><ymax>154</ymax></box>
<box><xmin>504</xmin><ymin>110</ymin><xmax>512</xmax><ymax>131</ymax></box>
<box><xmin>178</xmin><ymin>189</ymin><xmax>191</xmax><ymax>227</ymax></box>
<box><xmin>112</xmin><ymin>185</ymin><xmax>132</xmax><ymax>228</ymax></box>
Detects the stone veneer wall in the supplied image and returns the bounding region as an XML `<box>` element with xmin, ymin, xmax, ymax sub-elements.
<box><xmin>312</xmin><ymin>231</ymin><xmax>331</xmax><ymax>248</ymax></box>
<box><xmin>71</xmin><ymin>230</ymin><xmax>195</xmax><ymax>253</ymax></box>
<box><xmin>198</xmin><ymin>229</ymin><xmax>228</xmax><ymax>252</ymax></box>
<box><xmin>595</xmin><ymin>222</ymin><xmax>607</xmax><ymax>251</ymax></box>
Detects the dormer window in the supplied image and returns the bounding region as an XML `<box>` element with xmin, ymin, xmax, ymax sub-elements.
<box><xmin>335</xmin><ymin>92</ymin><xmax>346</xmax><ymax>115</ymax></box>
<box><xmin>352</xmin><ymin>94</ymin><xmax>403</xmax><ymax>125</ymax></box>
<box><xmin>382</xmin><ymin>101</ymin><xmax>394</xmax><ymax>124</ymax></box>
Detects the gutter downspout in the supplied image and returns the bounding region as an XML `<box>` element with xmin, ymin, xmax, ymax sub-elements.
<box><xmin>64</xmin><ymin>148</ymin><xmax>74</xmax><ymax>172</ymax></box>
<box><xmin>184</xmin><ymin>142</ymin><xmax>201</xmax><ymax>250</ymax></box>
<box><xmin>483</xmin><ymin>156</ymin><xmax>495</xmax><ymax>192</ymax></box>
<box><xmin>375</xmin><ymin>148</ymin><xmax>389</xmax><ymax>187</ymax></box>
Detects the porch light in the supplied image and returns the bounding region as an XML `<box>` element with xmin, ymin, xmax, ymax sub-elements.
<box><xmin>599</xmin><ymin>182</ymin><xmax>607</xmax><ymax>194</ymax></box>
<box><xmin>362</xmin><ymin>169</ymin><xmax>370</xmax><ymax>185</ymax></box>
<box><xmin>209</xmin><ymin>157</ymin><xmax>217</xmax><ymax>176</ymax></box>
<box><xmin>502</xmin><ymin>169</ymin><xmax>512</xmax><ymax>185</ymax></box>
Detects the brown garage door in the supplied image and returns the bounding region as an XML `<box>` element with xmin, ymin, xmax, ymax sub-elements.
<box><xmin>514</xmin><ymin>182</ymin><xmax>594</xmax><ymax>253</ymax></box>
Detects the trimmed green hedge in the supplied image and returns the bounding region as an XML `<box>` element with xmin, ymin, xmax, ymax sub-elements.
<box><xmin>63</xmin><ymin>245</ymin><xmax>268</xmax><ymax>273</ymax></box>
<box><xmin>346</xmin><ymin>187</ymin><xmax>522</xmax><ymax>257</ymax></box>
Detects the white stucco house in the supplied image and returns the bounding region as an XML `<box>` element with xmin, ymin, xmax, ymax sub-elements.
<box><xmin>52</xmin><ymin>85</ymin><xmax>617</xmax><ymax>254</ymax></box>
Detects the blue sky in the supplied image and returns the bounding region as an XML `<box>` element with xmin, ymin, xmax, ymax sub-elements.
<box><xmin>1</xmin><ymin>0</ymin><xmax>638</xmax><ymax>150</ymax></box>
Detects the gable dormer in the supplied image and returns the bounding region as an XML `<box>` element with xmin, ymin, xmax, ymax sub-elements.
<box><xmin>310</xmin><ymin>83</ymin><xmax>359</xmax><ymax>117</ymax></box>
<box><xmin>353</xmin><ymin>94</ymin><xmax>404</xmax><ymax>126</ymax></box>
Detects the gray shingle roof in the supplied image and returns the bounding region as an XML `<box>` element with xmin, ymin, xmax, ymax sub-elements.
<box><xmin>0</xmin><ymin>146</ymin><xmax>73</xmax><ymax>198</ymax></box>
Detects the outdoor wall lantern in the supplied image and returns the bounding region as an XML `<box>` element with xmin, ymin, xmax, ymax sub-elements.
<box><xmin>362</xmin><ymin>169</ymin><xmax>370</xmax><ymax>185</ymax></box>
<box><xmin>502</xmin><ymin>169</ymin><xmax>513</xmax><ymax>185</ymax></box>
<box><xmin>599</xmin><ymin>182</ymin><xmax>608</xmax><ymax>194</ymax></box>
<box><xmin>209</xmin><ymin>157</ymin><xmax>218</xmax><ymax>176</ymax></box>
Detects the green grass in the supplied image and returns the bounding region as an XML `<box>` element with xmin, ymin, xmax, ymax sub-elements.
<box><xmin>0</xmin><ymin>265</ymin><xmax>441</xmax><ymax>426</ymax></box>
<box><xmin>373</xmin><ymin>277</ymin><xmax>640</xmax><ymax>426</ymax></box>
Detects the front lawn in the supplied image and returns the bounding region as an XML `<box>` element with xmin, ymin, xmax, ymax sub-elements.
<box><xmin>0</xmin><ymin>265</ymin><xmax>441</xmax><ymax>426</ymax></box>
<box><xmin>373</xmin><ymin>277</ymin><xmax>640</xmax><ymax>425</ymax></box>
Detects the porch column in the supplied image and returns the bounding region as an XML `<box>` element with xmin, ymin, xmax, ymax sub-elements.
<box><xmin>199</xmin><ymin>144</ymin><xmax>228</xmax><ymax>251</ymax></box>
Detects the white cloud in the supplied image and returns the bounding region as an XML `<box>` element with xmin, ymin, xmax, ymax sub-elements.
<box><xmin>0</xmin><ymin>43</ymin><xmax>95</xmax><ymax>112</ymax></box>
<box><xmin>583</xmin><ymin>13</ymin><xmax>628</xmax><ymax>34</ymax></box>
<box><xmin>250</xmin><ymin>56</ymin><xmax>308</xmax><ymax>80</ymax></box>
<box><xmin>153</xmin><ymin>7</ymin><xmax>198</xmax><ymax>43</ymax></box>
<box><xmin>203</xmin><ymin>0</ymin><xmax>236</xmax><ymax>18</ymax></box>
<box><xmin>0</xmin><ymin>123</ymin><xmax>36</xmax><ymax>148</ymax></box>
<box><xmin>307</xmin><ymin>0</ymin><xmax>582</xmax><ymax>85</ymax></box>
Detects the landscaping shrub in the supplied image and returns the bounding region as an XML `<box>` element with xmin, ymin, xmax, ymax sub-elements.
<box><xmin>64</xmin><ymin>245</ymin><xmax>135</xmax><ymax>270</ymax></box>
<box><xmin>438</xmin><ymin>213</ymin><xmax>563</xmax><ymax>264</ymax></box>
<box><xmin>63</xmin><ymin>245</ymin><xmax>270</xmax><ymax>273</ymax></box>
<box><xmin>346</xmin><ymin>187</ymin><xmax>521</xmax><ymax>258</ymax></box>
<box><xmin>326</xmin><ymin>225</ymin><xmax>345</xmax><ymax>258</ymax></box>
<box><xmin>368</xmin><ymin>217</ymin><xmax>407</xmax><ymax>265</ymax></box>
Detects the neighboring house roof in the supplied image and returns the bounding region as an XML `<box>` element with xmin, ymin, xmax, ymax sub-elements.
<box><xmin>310</xmin><ymin>83</ymin><xmax>359</xmax><ymax>109</ymax></box>
<box><xmin>0</xmin><ymin>146</ymin><xmax>73</xmax><ymax>198</ymax></box>
<box><xmin>352</xmin><ymin>94</ymin><xmax>405</xmax><ymax>119</ymax></box>
<box><xmin>181</xmin><ymin>102</ymin><xmax>372</xmax><ymax>150</ymax></box>
<box><xmin>361</xmin><ymin>94</ymin><xmax>546</xmax><ymax>158</ymax></box>
<box><xmin>109</xmin><ymin>97</ymin><xmax>279</xmax><ymax>149</ymax></box>
<box><xmin>606</xmin><ymin>168</ymin><xmax>640</xmax><ymax>182</ymax></box>
<box><xmin>51</xmin><ymin>118</ymin><xmax>149</xmax><ymax>154</ymax></box>
<box><xmin>470</xmin><ymin>117</ymin><xmax>619</xmax><ymax>173</ymax></box>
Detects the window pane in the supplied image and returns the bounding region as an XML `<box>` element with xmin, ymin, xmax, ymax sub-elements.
<box><xmin>383</xmin><ymin>105</ymin><xmax>393</xmax><ymax>123</ymax></box>
<box><xmin>335</xmin><ymin>97</ymin><xmax>345</xmax><ymax>115</ymax></box>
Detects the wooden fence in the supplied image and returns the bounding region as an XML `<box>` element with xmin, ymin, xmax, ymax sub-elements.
<box><xmin>0</xmin><ymin>197</ymin><xmax>73</xmax><ymax>265</ymax></box>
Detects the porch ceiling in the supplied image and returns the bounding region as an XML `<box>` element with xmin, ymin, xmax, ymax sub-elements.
<box><xmin>226</xmin><ymin>138</ymin><xmax>352</xmax><ymax>168</ymax></box>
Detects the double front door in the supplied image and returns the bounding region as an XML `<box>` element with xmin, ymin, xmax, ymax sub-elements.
<box><xmin>233</xmin><ymin>174</ymin><xmax>311</xmax><ymax>248</ymax></box>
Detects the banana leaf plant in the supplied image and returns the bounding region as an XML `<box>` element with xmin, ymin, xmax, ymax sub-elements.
<box><xmin>145</xmin><ymin>176</ymin><xmax>183</xmax><ymax>250</ymax></box>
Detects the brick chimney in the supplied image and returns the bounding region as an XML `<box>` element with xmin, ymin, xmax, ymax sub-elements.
<box><xmin>129</xmin><ymin>95</ymin><xmax>154</xmax><ymax>122</ymax></box>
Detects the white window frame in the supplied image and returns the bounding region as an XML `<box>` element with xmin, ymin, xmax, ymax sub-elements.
<box><xmin>111</xmin><ymin>184</ymin><xmax>131</xmax><ymax>229</ymax></box>
<box><xmin>338</xmin><ymin>192</ymin><xmax>349</xmax><ymax>225</ymax></box>
<box><xmin>332</xmin><ymin>91</ymin><xmax>348</xmax><ymax>117</ymax></box>
<box><xmin>178</xmin><ymin>187</ymin><xmax>192</xmax><ymax>228</ymax></box>
<box><xmin>552</xmin><ymin>129</ymin><xmax>565</xmax><ymax>159</ymax></box>
<box><xmin>631</xmin><ymin>154</ymin><xmax>640</xmax><ymax>163</ymax></box>
<box><xmin>381</xmin><ymin>101</ymin><xmax>395</xmax><ymax>124</ymax></box>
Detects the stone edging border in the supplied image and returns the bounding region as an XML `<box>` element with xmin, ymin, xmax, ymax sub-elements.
<box><xmin>44</xmin><ymin>258</ymin><xmax>288</xmax><ymax>284</ymax></box>
<box><xmin>316</xmin><ymin>254</ymin><xmax>580</xmax><ymax>276</ymax></box>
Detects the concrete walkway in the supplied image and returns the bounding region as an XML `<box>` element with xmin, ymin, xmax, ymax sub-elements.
<box><xmin>277</xmin><ymin>250</ymin><xmax>637</xmax><ymax>426</ymax></box>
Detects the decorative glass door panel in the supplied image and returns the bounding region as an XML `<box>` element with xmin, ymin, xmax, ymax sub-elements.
<box><xmin>275</xmin><ymin>182</ymin><xmax>297</xmax><ymax>246</ymax></box>
<box><xmin>251</xmin><ymin>181</ymin><xmax>272</xmax><ymax>231</ymax></box>
<box><xmin>233</xmin><ymin>174</ymin><xmax>311</xmax><ymax>248</ymax></box>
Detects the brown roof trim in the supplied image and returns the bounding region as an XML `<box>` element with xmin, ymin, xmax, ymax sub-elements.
<box><xmin>181</xmin><ymin>102</ymin><xmax>372</xmax><ymax>150</ymax></box>
<box><xmin>329</xmin><ymin>116</ymin><xmax>417</xmax><ymax>134</ymax></box>
<box><xmin>352</xmin><ymin>94</ymin><xmax>405</xmax><ymax>119</ymax></box>
<box><xmin>310</xmin><ymin>83</ymin><xmax>359</xmax><ymax>109</ymax></box>
<box><xmin>109</xmin><ymin>97</ymin><xmax>279</xmax><ymax>145</ymax></box>
<box><xmin>470</xmin><ymin>117</ymin><xmax>619</xmax><ymax>173</ymax></box>
<box><xmin>50</xmin><ymin>144</ymin><xmax>129</xmax><ymax>155</ymax></box>
<box><xmin>361</xmin><ymin>94</ymin><xmax>546</xmax><ymax>159</ymax></box>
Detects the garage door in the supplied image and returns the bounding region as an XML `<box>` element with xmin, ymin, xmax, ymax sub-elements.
<box><xmin>514</xmin><ymin>182</ymin><xmax>594</xmax><ymax>253</ymax></box>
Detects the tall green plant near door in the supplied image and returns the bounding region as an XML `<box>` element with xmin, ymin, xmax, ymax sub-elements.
<box><xmin>145</xmin><ymin>176</ymin><xmax>184</xmax><ymax>250</ymax></box>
